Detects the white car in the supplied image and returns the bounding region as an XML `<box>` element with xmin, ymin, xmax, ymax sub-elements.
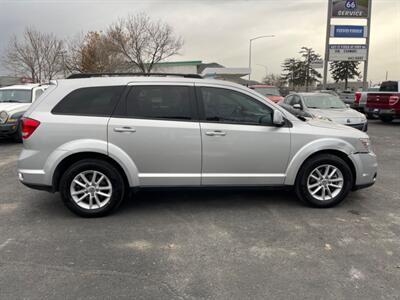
<box><xmin>0</xmin><ymin>84</ymin><xmax>48</xmax><ymax>141</ymax></box>
<box><xmin>282</xmin><ymin>93</ymin><xmax>368</xmax><ymax>132</ymax></box>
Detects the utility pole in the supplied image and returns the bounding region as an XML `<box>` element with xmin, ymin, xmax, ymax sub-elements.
<box><xmin>248</xmin><ymin>35</ymin><xmax>275</xmax><ymax>81</ymax></box>
<box><xmin>322</xmin><ymin>0</ymin><xmax>332</xmax><ymax>89</ymax></box>
<box><xmin>363</xmin><ymin>0</ymin><xmax>372</xmax><ymax>90</ymax></box>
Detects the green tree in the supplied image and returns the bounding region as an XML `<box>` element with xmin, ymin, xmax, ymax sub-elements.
<box><xmin>299</xmin><ymin>47</ymin><xmax>322</xmax><ymax>92</ymax></box>
<box><xmin>329</xmin><ymin>61</ymin><xmax>360</xmax><ymax>90</ymax></box>
<box><xmin>281</xmin><ymin>58</ymin><xmax>303</xmax><ymax>90</ymax></box>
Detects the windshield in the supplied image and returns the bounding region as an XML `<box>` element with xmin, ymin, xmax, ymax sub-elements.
<box><xmin>253</xmin><ymin>87</ymin><xmax>281</xmax><ymax>97</ymax></box>
<box><xmin>0</xmin><ymin>89</ymin><xmax>32</xmax><ymax>103</ymax></box>
<box><xmin>304</xmin><ymin>94</ymin><xmax>346</xmax><ymax>109</ymax></box>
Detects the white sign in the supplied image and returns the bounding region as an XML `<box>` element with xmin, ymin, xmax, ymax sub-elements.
<box><xmin>310</xmin><ymin>59</ymin><xmax>324</xmax><ymax>68</ymax></box>
<box><xmin>329</xmin><ymin>44</ymin><xmax>367</xmax><ymax>61</ymax></box>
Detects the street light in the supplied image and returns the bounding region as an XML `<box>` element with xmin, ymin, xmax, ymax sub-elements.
<box><xmin>248</xmin><ymin>35</ymin><xmax>275</xmax><ymax>81</ymax></box>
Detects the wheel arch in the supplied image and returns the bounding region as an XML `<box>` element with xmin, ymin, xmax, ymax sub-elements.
<box><xmin>285</xmin><ymin>139</ymin><xmax>357</xmax><ymax>186</ymax></box>
<box><xmin>52</xmin><ymin>152</ymin><xmax>131</xmax><ymax>192</ymax></box>
<box><xmin>293</xmin><ymin>150</ymin><xmax>356</xmax><ymax>186</ymax></box>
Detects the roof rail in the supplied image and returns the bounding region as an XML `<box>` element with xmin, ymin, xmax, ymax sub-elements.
<box><xmin>67</xmin><ymin>73</ymin><xmax>203</xmax><ymax>79</ymax></box>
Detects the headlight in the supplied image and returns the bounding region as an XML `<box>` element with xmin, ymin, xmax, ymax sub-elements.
<box><xmin>358</xmin><ymin>138</ymin><xmax>372</xmax><ymax>153</ymax></box>
<box><xmin>0</xmin><ymin>111</ymin><xmax>8</xmax><ymax>124</ymax></box>
<box><xmin>360</xmin><ymin>114</ymin><xmax>367</xmax><ymax>122</ymax></box>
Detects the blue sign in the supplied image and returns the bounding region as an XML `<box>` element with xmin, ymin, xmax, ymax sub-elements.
<box><xmin>330</xmin><ymin>25</ymin><xmax>367</xmax><ymax>38</ymax></box>
<box><xmin>345</xmin><ymin>0</ymin><xmax>357</xmax><ymax>10</ymax></box>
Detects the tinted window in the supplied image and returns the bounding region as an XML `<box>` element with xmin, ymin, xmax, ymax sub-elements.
<box><xmin>52</xmin><ymin>86</ymin><xmax>123</xmax><ymax>116</ymax></box>
<box><xmin>200</xmin><ymin>87</ymin><xmax>273</xmax><ymax>125</ymax></box>
<box><xmin>126</xmin><ymin>86</ymin><xmax>192</xmax><ymax>120</ymax></box>
<box><xmin>292</xmin><ymin>95</ymin><xmax>302</xmax><ymax>107</ymax></box>
<box><xmin>284</xmin><ymin>95</ymin><xmax>293</xmax><ymax>104</ymax></box>
<box><xmin>379</xmin><ymin>81</ymin><xmax>398</xmax><ymax>92</ymax></box>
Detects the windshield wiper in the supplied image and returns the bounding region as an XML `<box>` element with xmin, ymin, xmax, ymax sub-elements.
<box><xmin>1</xmin><ymin>100</ymin><xmax>20</xmax><ymax>103</ymax></box>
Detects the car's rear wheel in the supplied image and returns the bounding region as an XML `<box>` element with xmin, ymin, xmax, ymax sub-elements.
<box><xmin>59</xmin><ymin>159</ymin><xmax>125</xmax><ymax>217</ymax></box>
<box><xmin>295</xmin><ymin>154</ymin><xmax>353</xmax><ymax>208</ymax></box>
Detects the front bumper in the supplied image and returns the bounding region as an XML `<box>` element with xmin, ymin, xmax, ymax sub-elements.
<box><xmin>0</xmin><ymin>122</ymin><xmax>18</xmax><ymax>137</ymax></box>
<box><xmin>349</xmin><ymin>152</ymin><xmax>378</xmax><ymax>189</ymax></box>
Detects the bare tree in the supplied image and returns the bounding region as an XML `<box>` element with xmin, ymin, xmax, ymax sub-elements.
<box><xmin>64</xmin><ymin>31</ymin><xmax>126</xmax><ymax>74</ymax></box>
<box><xmin>2</xmin><ymin>27</ymin><xmax>64</xmax><ymax>82</ymax></box>
<box><xmin>107</xmin><ymin>13</ymin><xmax>183</xmax><ymax>73</ymax></box>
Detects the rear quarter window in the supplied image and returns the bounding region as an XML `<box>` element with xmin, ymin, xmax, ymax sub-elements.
<box><xmin>52</xmin><ymin>86</ymin><xmax>124</xmax><ymax>116</ymax></box>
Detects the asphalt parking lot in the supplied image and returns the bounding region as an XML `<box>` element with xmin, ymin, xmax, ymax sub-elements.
<box><xmin>0</xmin><ymin>120</ymin><xmax>399</xmax><ymax>299</ymax></box>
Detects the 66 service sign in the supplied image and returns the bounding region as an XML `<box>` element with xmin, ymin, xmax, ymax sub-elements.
<box><xmin>329</xmin><ymin>45</ymin><xmax>367</xmax><ymax>61</ymax></box>
<box><xmin>331</xmin><ymin>0</ymin><xmax>369</xmax><ymax>18</ymax></box>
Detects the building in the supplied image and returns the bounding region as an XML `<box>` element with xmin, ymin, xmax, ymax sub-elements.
<box><xmin>151</xmin><ymin>60</ymin><xmax>255</xmax><ymax>85</ymax></box>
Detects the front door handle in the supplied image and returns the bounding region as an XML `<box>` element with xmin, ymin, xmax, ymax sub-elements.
<box><xmin>205</xmin><ymin>130</ymin><xmax>226</xmax><ymax>136</ymax></box>
<box><xmin>114</xmin><ymin>127</ymin><xmax>136</xmax><ymax>133</ymax></box>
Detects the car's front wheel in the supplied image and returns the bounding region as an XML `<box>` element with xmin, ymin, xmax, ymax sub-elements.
<box><xmin>295</xmin><ymin>154</ymin><xmax>353</xmax><ymax>208</ymax></box>
<box><xmin>380</xmin><ymin>116</ymin><xmax>393</xmax><ymax>123</ymax></box>
<box><xmin>59</xmin><ymin>159</ymin><xmax>126</xmax><ymax>217</ymax></box>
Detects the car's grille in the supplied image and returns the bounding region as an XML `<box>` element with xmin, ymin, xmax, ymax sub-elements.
<box><xmin>346</xmin><ymin>123</ymin><xmax>365</xmax><ymax>131</ymax></box>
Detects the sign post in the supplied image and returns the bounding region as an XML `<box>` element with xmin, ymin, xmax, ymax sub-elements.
<box><xmin>323</xmin><ymin>0</ymin><xmax>372</xmax><ymax>90</ymax></box>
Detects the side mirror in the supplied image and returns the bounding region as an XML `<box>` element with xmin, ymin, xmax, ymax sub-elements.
<box><xmin>293</xmin><ymin>103</ymin><xmax>302</xmax><ymax>110</ymax></box>
<box><xmin>273</xmin><ymin>110</ymin><xmax>285</xmax><ymax>126</ymax></box>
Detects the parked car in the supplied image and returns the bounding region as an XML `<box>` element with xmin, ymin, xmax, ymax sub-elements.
<box><xmin>282</xmin><ymin>93</ymin><xmax>368</xmax><ymax>131</ymax></box>
<box><xmin>338</xmin><ymin>90</ymin><xmax>356</xmax><ymax>107</ymax></box>
<box><xmin>18</xmin><ymin>74</ymin><xmax>377</xmax><ymax>217</ymax></box>
<box><xmin>248</xmin><ymin>85</ymin><xmax>283</xmax><ymax>103</ymax></box>
<box><xmin>317</xmin><ymin>89</ymin><xmax>340</xmax><ymax>97</ymax></box>
<box><xmin>365</xmin><ymin>80</ymin><xmax>400</xmax><ymax>123</ymax></box>
<box><xmin>354</xmin><ymin>86</ymin><xmax>380</xmax><ymax>118</ymax></box>
<box><xmin>0</xmin><ymin>84</ymin><xmax>48</xmax><ymax>141</ymax></box>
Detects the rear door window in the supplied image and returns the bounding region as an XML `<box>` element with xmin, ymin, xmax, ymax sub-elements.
<box><xmin>52</xmin><ymin>86</ymin><xmax>124</xmax><ymax>116</ymax></box>
<box><xmin>123</xmin><ymin>85</ymin><xmax>194</xmax><ymax>121</ymax></box>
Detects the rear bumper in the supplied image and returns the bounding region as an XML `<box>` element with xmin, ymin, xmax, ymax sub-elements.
<box><xmin>366</xmin><ymin>107</ymin><xmax>400</xmax><ymax>118</ymax></box>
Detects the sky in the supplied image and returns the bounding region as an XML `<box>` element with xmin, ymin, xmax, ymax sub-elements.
<box><xmin>0</xmin><ymin>0</ymin><xmax>399</xmax><ymax>84</ymax></box>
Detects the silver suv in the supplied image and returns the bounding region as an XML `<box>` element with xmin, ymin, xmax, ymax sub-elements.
<box><xmin>18</xmin><ymin>74</ymin><xmax>377</xmax><ymax>217</ymax></box>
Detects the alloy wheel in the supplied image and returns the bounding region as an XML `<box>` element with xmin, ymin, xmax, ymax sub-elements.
<box><xmin>307</xmin><ymin>164</ymin><xmax>344</xmax><ymax>201</ymax></box>
<box><xmin>70</xmin><ymin>170</ymin><xmax>113</xmax><ymax>210</ymax></box>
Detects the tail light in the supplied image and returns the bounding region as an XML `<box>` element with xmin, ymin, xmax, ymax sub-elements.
<box><xmin>389</xmin><ymin>96</ymin><xmax>399</xmax><ymax>106</ymax></box>
<box><xmin>354</xmin><ymin>92</ymin><xmax>361</xmax><ymax>104</ymax></box>
<box><xmin>21</xmin><ymin>117</ymin><xmax>40</xmax><ymax>139</ymax></box>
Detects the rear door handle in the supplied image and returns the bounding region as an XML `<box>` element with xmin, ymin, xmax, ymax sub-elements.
<box><xmin>114</xmin><ymin>127</ymin><xmax>136</xmax><ymax>133</ymax></box>
<box><xmin>205</xmin><ymin>130</ymin><xmax>226</xmax><ymax>136</ymax></box>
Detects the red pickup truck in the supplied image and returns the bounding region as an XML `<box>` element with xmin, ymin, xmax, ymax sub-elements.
<box><xmin>365</xmin><ymin>81</ymin><xmax>400</xmax><ymax>123</ymax></box>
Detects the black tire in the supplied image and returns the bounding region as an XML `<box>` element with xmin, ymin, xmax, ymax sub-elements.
<box><xmin>380</xmin><ymin>116</ymin><xmax>393</xmax><ymax>123</ymax></box>
<box><xmin>59</xmin><ymin>159</ymin><xmax>126</xmax><ymax>217</ymax></box>
<box><xmin>295</xmin><ymin>154</ymin><xmax>353</xmax><ymax>208</ymax></box>
<box><xmin>366</xmin><ymin>113</ymin><xmax>375</xmax><ymax>120</ymax></box>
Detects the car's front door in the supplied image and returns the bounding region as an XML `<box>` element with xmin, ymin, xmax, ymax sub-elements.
<box><xmin>197</xmin><ymin>85</ymin><xmax>291</xmax><ymax>185</ymax></box>
<box><xmin>108</xmin><ymin>83</ymin><xmax>201</xmax><ymax>186</ymax></box>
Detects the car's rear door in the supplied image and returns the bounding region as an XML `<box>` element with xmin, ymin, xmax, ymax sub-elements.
<box><xmin>196</xmin><ymin>84</ymin><xmax>291</xmax><ymax>186</ymax></box>
<box><xmin>108</xmin><ymin>82</ymin><xmax>202</xmax><ymax>186</ymax></box>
